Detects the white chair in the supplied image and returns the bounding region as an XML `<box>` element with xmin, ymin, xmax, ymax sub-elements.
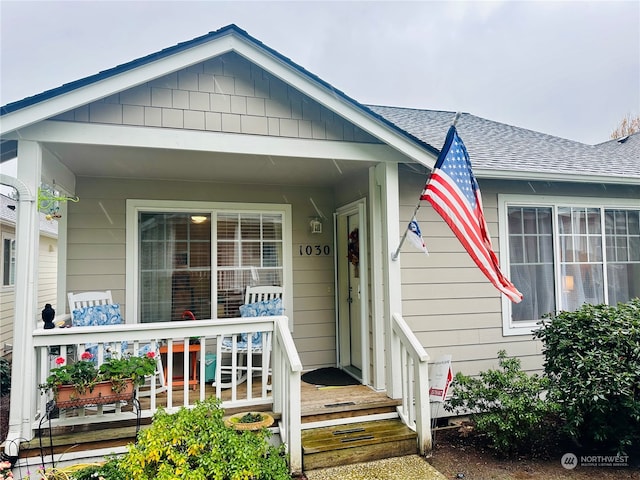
<box><xmin>67</xmin><ymin>290</ymin><xmax>166</xmax><ymax>395</ymax></box>
<box><xmin>214</xmin><ymin>286</ymin><xmax>283</xmax><ymax>390</ymax></box>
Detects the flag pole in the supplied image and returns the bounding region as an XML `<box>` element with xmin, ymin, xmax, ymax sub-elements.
<box><xmin>391</xmin><ymin>112</ymin><xmax>461</xmax><ymax>262</ymax></box>
<box><xmin>452</xmin><ymin>111</ymin><xmax>461</xmax><ymax>127</ymax></box>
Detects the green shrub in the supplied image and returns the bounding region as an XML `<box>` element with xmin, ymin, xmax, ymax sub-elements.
<box><xmin>73</xmin><ymin>397</ymin><xmax>290</xmax><ymax>480</ymax></box>
<box><xmin>444</xmin><ymin>350</ymin><xmax>560</xmax><ymax>457</ymax></box>
<box><xmin>533</xmin><ymin>299</ymin><xmax>640</xmax><ymax>455</ymax></box>
<box><xmin>0</xmin><ymin>357</ymin><xmax>10</xmax><ymax>396</ymax></box>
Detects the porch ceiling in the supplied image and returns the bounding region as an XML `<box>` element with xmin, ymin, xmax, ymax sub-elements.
<box><xmin>45</xmin><ymin>142</ymin><xmax>377</xmax><ymax>187</ymax></box>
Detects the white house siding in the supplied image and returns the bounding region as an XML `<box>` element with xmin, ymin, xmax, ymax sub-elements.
<box><xmin>52</xmin><ymin>52</ymin><xmax>381</xmax><ymax>145</ymax></box>
<box><xmin>66</xmin><ymin>176</ymin><xmax>338</xmax><ymax>370</ymax></box>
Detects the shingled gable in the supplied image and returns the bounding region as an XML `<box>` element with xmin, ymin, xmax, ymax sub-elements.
<box><xmin>0</xmin><ymin>24</ymin><xmax>437</xmax><ymax>169</ymax></box>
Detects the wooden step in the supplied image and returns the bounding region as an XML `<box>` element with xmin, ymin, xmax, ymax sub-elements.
<box><xmin>300</xmin><ymin>384</ymin><xmax>401</xmax><ymax>424</ymax></box>
<box><xmin>301</xmin><ymin>418</ymin><xmax>417</xmax><ymax>470</ymax></box>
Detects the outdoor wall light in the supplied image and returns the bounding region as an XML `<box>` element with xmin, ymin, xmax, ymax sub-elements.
<box><xmin>309</xmin><ymin>217</ymin><xmax>323</xmax><ymax>234</ymax></box>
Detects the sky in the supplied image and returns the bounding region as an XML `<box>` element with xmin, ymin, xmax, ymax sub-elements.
<box><xmin>0</xmin><ymin>0</ymin><xmax>639</xmax><ymax>147</ymax></box>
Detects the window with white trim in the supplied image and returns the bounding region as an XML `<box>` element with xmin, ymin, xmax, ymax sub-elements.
<box><xmin>2</xmin><ymin>232</ymin><xmax>16</xmax><ymax>287</ymax></box>
<box><xmin>129</xmin><ymin>202</ymin><xmax>287</xmax><ymax>323</ymax></box>
<box><xmin>500</xmin><ymin>196</ymin><xmax>640</xmax><ymax>335</ymax></box>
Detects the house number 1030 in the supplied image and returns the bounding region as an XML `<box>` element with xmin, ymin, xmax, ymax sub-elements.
<box><xmin>298</xmin><ymin>244</ymin><xmax>331</xmax><ymax>256</ymax></box>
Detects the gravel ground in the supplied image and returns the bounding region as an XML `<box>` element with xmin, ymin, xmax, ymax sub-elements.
<box><xmin>304</xmin><ymin>455</ymin><xmax>447</xmax><ymax>480</ymax></box>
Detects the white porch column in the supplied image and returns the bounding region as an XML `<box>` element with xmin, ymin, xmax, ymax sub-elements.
<box><xmin>4</xmin><ymin>140</ymin><xmax>42</xmax><ymax>456</ymax></box>
<box><xmin>373</xmin><ymin>162</ymin><xmax>402</xmax><ymax>399</ymax></box>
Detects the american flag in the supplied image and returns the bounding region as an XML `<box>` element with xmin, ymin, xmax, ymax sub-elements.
<box><xmin>422</xmin><ymin>126</ymin><xmax>522</xmax><ymax>303</ymax></box>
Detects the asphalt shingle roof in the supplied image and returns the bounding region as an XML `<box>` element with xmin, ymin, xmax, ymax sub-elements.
<box><xmin>367</xmin><ymin>106</ymin><xmax>640</xmax><ymax>180</ymax></box>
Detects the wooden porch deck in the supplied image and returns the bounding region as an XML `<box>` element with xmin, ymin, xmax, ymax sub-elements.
<box><xmin>19</xmin><ymin>379</ymin><xmax>400</xmax><ymax>461</ymax></box>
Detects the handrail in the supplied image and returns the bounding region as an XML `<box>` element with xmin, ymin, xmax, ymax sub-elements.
<box><xmin>32</xmin><ymin>317</ymin><xmax>274</xmax><ymax>346</ymax></box>
<box><xmin>391</xmin><ymin>313</ymin><xmax>430</xmax><ymax>363</ymax></box>
<box><xmin>391</xmin><ymin>312</ymin><xmax>432</xmax><ymax>456</ymax></box>
<box><xmin>273</xmin><ymin>317</ymin><xmax>303</xmax><ymax>373</ymax></box>
<box><xmin>272</xmin><ymin>316</ymin><xmax>303</xmax><ymax>475</ymax></box>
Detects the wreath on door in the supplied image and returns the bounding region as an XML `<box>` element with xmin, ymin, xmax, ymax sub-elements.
<box><xmin>348</xmin><ymin>228</ymin><xmax>359</xmax><ymax>268</ymax></box>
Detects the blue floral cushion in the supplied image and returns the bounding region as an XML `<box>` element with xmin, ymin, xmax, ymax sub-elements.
<box><xmin>73</xmin><ymin>304</ymin><xmax>127</xmax><ymax>360</ymax></box>
<box><xmin>239</xmin><ymin>297</ymin><xmax>284</xmax><ymax>317</ymax></box>
<box><xmin>72</xmin><ymin>304</ymin><xmax>123</xmax><ymax>327</ymax></box>
<box><xmin>223</xmin><ymin>298</ymin><xmax>283</xmax><ymax>348</ymax></box>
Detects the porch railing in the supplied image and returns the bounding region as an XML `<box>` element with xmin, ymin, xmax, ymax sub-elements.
<box><xmin>391</xmin><ymin>312</ymin><xmax>432</xmax><ymax>455</ymax></box>
<box><xmin>31</xmin><ymin>316</ymin><xmax>302</xmax><ymax>469</ymax></box>
<box><xmin>272</xmin><ymin>316</ymin><xmax>303</xmax><ymax>475</ymax></box>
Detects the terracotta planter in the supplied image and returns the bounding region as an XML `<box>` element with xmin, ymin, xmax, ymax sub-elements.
<box><xmin>225</xmin><ymin>412</ymin><xmax>274</xmax><ymax>431</ymax></box>
<box><xmin>55</xmin><ymin>379</ymin><xmax>134</xmax><ymax>408</ymax></box>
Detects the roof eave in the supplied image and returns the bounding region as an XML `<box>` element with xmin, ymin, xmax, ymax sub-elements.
<box><xmin>475</xmin><ymin>168</ymin><xmax>640</xmax><ymax>186</ymax></box>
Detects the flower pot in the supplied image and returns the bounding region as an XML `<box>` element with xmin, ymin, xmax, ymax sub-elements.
<box><xmin>55</xmin><ymin>379</ymin><xmax>134</xmax><ymax>408</ymax></box>
<box><xmin>224</xmin><ymin>412</ymin><xmax>274</xmax><ymax>431</ymax></box>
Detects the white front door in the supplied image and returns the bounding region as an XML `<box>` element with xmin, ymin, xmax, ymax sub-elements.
<box><xmin>335</xmin><ymin>200</ymin><xmax>368</xmax><ymax>382</ymax></box>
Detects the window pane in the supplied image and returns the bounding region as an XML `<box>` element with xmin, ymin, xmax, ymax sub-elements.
<box><xmin>218</xmin><ymin>214</ymin><xmax>238</xmax><ymax>239</ymax></box>
<box><xmin>217</xmin><ymin>242</ymin><xmax>236</xmax><ymax>267</ymax></box>
<box><xmin>216</xmin><ymin>212</ymin><xmax>284</xmax><ymax>318</ymax></box>
<box><xmin>587</xmin><ymin>210</ymin><xmax>601</xmax><ymax>234</ymax></box>
<box><xmin>263</xmin><ymin>242</ymin><xmax>282</xmax><ymax>267</ymax></box>
<box><xmin>2</xmin><ymin>237</ymin><xmax>16</xmax><ymax>286</ymax></box>
<box><xmin>629</xmin><ymin>211</ymin><xmax>640</xmax><ymax>235</ymax></box>
<box><xmin>507</xmin><ymin>206</ymin><xmax>554</xmax><ymax>322</ymax></box>
<box><xmin>524</xmin><ymin>236</ymin><xmax>539</xmax><ymax>263</ymax></box>
<box><xmin>574</xmin><ymin>236</ymin><xmax>588</xmax><ymax>261</ymax></box>
<box><xmin>508</xmin><ymin>208</ymin><xmax>523</xmax><ymax>234</ymax></box>
<box><xmin>540</xmin><ymin>234</ymin><xmax>554</xmax><ymax>262</ymax></box>
<box><xmin>509</xmin><ymin>235</ymin><xmax>524</xmax><ymax>263</ymax></box>
<box><xmin>139</xmin><ymin>212</ymin><xmax>211</xmax><ymax>322</ymax></box>
<box><xmin>630</xmin><ymin>236</ymin><xmax>640</xmax><ymax>261</ymax></box>
<box><xmin>559</xmin><ymin>235</ymin><xmax>573</xmax><ymax>263</ymax></box>
<box><xmin>241</xmin><ymin>215</ymin><xmax>261</xmax><ymax>240</ymax></box>
<box><xmin>615</xmin><ymin>237</ymin><xmax>628</xmax><ymax>262</ymax></box>
<box><xmin>588</xmin><ymin>236</ymin><xmax>602</xmax><ymax>262</ymax></box>
<box><xmin>605</xmin><ymin>210</ymin><xmax>615</xmax><ymax>235</ymax></box>
<box><xmin>241</xmin><ymin>242</ymin><xmax>261</xmax><ymax>267</ymax></box>
<box><xmin>604</xmin><ymin>209</ymin><xmax>640</xmax><ymax>305</ymax></box>
<box><xmin>615</xmin><ymin>210</ymin><xmax>627</xmax><ymax>234</ymax></box>
<box><xmin>558</xmin><ymin>207</ymin><xmax>572</xmax><ymax>234</ymax></box>
<box><xmin>574</xmin><ymin>209</ymin><xmax>587</xmax><ymax>234</ymax></box>
<box><xmin>263</xmin><ymin>214</ymin><xmax>283</xmax><ymax>239</ymax></box>
<box><xmin>608</xmin><ymin>264</ymin><xmax>640</xmax><ymax>305</ymax></box>
<box><xmin>511</xmin><ymin>264</ymin><xmax>555</xmax><ymax>322</ymax></box>
<box><xmin>561</xmin><ymin>264</ymin><xmax>604</xmax><ymax>312</ymax></box>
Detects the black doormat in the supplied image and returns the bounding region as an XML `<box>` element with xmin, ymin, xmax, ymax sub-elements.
<box><xmin>301</xmin><ymin>367</ymin><xmax>360</xmax><ymax>386</ymax></box>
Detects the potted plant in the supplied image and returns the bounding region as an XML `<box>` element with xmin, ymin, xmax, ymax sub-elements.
<box><xmin>97</xmin><ymin>353</ymin><xmax>157</xmax><ymax>394</ymax></box>
<box><xmin>40</xmin><ymin>350</ymin><xmax>157</xmax><ymax>407</ymax></box>
<box><xmin>224</xmin><ymin>411</ymin><xmax>274</xmax><ymax>431</ymax></box>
